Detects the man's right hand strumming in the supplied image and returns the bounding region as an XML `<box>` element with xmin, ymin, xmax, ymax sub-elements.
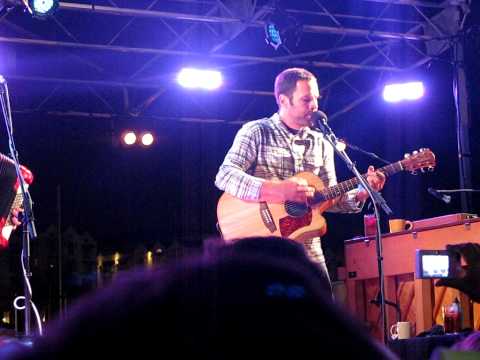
<box><xmin>259</xmin><ymin>177</ymin><xmax>315</xmax><ymax>203</ymax></box>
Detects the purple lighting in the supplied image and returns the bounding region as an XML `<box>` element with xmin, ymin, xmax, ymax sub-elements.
<box><xmin>383</xmin><ymin>82</ymin><xmax>425</xmax><ymax>103</ymax></box>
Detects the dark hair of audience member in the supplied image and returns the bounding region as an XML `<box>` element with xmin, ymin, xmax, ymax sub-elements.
<box><xmin>9</xmin><ymin>236</ymin><xmax>397</xmax><ymax>359</ymax></box>
<box><xmin>203</xmin><ymin>235</ymin><xmax>333</xmax><ymax>294</ymax></box>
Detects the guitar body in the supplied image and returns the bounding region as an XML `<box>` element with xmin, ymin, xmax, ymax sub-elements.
<box><xmin>217</xmin><ymin>172</ymin><xmax>335</xmax><ymax>244</ymax></box>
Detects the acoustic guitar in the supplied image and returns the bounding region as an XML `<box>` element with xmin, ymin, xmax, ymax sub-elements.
<box><xmin>217</xmin><ymin>148</ymin><xmax>435</xmax><ymax>243</ymax></box>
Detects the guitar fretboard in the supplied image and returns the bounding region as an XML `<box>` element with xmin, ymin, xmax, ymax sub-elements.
<box><xmin>6</xmin><ymin>191</ymin><xmax>24</xmax><ymax>227</ymax></box>
<box><xmin>311</xmin><ymin>161</ymin><xmax>404</xmax><ymax>205</ymax></box>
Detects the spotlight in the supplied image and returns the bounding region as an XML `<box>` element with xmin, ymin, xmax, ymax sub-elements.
<box><xmin>122</xmin><ymin>131</ymin><xmax>137</xmax><ymax>146</ymax></box>
<box><xmin>24</xmin><ymin>0</ymin><xmax>58</xmax><ymax>17</ymax></box>
<box><xmin>177</xmin><ymin>68</ymin><xmax>223</xmax><ymax>90</ymax></box>
<box><xmin>383</xmin><ymin>82</ymin><xmax>425</xmax><ymax>103</ymax></box>
<box><xmin>120</xmin><ymin>130</ymin><xmax>155</xmax><ymax>147</ymax></box>
<box><xmin>140</xmin><ymin>132</ymin><xmax>154</xmax><ymax>146</ymax></box>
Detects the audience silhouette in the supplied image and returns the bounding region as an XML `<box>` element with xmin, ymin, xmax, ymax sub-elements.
<box><xmin>6</xmin><ymin>236</ymin><xmax>397</xmax><ymax>359</ymax></box>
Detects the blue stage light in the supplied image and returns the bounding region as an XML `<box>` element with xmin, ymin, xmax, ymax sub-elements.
<box><xmin>265</xmin><ymin>22</ymin><xmax>282</xmax><ymax>50</ymax></box>
<box><xmin>28</xmin><ymin>0</ymin><xmax>58</xmax><ymax>17</ymax></box>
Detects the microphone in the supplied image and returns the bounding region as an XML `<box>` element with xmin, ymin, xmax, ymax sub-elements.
<box><xmin>312</xmin><ymin>110</ymin><xmax>328</xmax><ymax>123</ymax></box>
<box><xmin>313</xmin><ymin>110</ymin><xmax>328</xmax><ymax>121</ymax></box>
<box><xmin>311</xmin><ymin>110</ymin><xmax>329</xmax><ymax>133</ymax></box>
<box><xmin>428</xmin><ymin>187</ymin><xmax>451</xmax><ymax>204</ymax></box>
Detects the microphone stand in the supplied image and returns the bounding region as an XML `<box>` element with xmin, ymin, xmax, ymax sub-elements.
<box><xmin>0</xmin><ymin>76</ymin><xmax>38</xmax><ymax>337</ymax></box>
<box><xmin>428</xmin><ymin>188</ymin><xmax>480</xmax><ymax>204</ymax></box>
<box><xmin>313</xmin><ymin>114</ymin><xmax>393</xmax><ymax>345</ymax></box>
<box><xmin>344</xmin><ymin>142</ymin><xmax>404</xmax><ymax>318</ymax></box>
<box><xmin>370</xmin><ymin>291</ymin><xmax>402</xmax><ymax>323</ymax></box>
<box><xmin>435</xmin><ymin>188</ymin><xmax>480</xmax><ymax>193</ymax></box>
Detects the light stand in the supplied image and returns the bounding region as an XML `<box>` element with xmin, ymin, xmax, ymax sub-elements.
<box><xmin>0</xmin><ymin>75</ymin><xmax>38</xmax><ymax>337</ymax></box>
<box><xmin>313</xmin><ymin>111</ymin><xmax>393</xmax><ymax>344</ymax></box>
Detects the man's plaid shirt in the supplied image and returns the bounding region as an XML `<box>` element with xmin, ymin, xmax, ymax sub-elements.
<box><xmin>215</xmin><ymin>113</ymin><xmax>363</xmax><ymax>213</ymax></box>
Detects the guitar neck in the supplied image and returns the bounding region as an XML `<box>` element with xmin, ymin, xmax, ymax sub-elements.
<box><xmin>311</xmin><ymin>161</ymin><xmax>404</xmax><ymax>204</ymax></box>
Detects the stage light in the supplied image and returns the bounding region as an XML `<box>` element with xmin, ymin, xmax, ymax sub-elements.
<box><xmin>140</xmin><ymin>132</ymin><xmax>154</xmax><ymax>146</ymax></box>
<box><xmin>177</xmin><ymin>68</ymin><xmax>223</xmax><ymax>90</ymax></box>
<box><xmin>114</xmin><ymin>252</ymin><xmax>120</xmax><ymax>266</ymax></box>
<box><xmin>383</xmin><ymin>82</ymin><xmax>425</xmax><ymax>103</ymax></box>
<box><xmin>146</xmin><ymin>251</ymin><xmax>153</xmax><ymax>267</ymax></box>
<box><xmin>122</xmin><ymin>131</ymin><xmax>137</xmax><ymax>146</ymax></box>
<box><xmin>263</xmin><ymin>2</ymin><xmax>301</xmax><ymax>51</ymax></box>
<box><xmin>25</xmin><ymin>0</ymin><xmax>59</xmax><ymax>17</ymax></box>
<box><xmin>265</xmin><ymin>22</ymin><xmax>282</xmax><ymax>50</ymax></box>
<box><xmin>120</xmin><ymin>130</ymin><xmax>155</xmax><ymax>147</ymax></box>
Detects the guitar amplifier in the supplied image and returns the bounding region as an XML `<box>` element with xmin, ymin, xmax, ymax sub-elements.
<box><xmin>412</xmin><ymin>213</ymin><xmax>478</xmax><ymax>230</ymax></box>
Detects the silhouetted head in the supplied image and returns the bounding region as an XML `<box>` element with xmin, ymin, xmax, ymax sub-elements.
<box><xmin>9</xmin><ymin>236</ymin><xmax>396</xmax><ymax>359</ymax></box>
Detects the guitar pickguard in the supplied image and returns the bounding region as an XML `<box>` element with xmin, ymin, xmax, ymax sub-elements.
<box><xmin>279</xmin><ymin>210</ymin><xmax>313</xmax><ymax>238</ymax></box>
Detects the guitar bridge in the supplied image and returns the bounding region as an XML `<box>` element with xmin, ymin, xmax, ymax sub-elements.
<box><xmin>260</xmin><ymin>202</ymin><xmax>276</xmax><ymax>233</ymax></box>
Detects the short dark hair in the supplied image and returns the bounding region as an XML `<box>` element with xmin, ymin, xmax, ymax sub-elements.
<box><xmin>274</xmin><ymin>68</ymin><xmax>317</xmax><ymax>106</ymax></box>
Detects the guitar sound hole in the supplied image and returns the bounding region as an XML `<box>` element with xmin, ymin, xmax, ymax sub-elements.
<box><xmin>284</xmin><ymin>201</ymin><xmax>309</xmax><ymax>217</ymax></box>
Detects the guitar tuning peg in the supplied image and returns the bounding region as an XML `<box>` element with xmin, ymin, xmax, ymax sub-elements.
<box><xmin>419</xmin><ymin>148</ymin><xmax>426</xmax><ymax>152</ymax></box>
<box><xmin>410</xmin><ymin>170</ymin><xmax>417</xmax><ymax>175</ymax></box>
<box><xmin>428</xmin><ymin>166</ymin><xmax>434</xmax><ymax>172</ymax></box>
<box><xmin>412</xmin><ymin>150</ymin><xmax>418</xmax><ymax>155</ymax></box>
<box><xmin>420</xmin><ymin>168</ymin><xmax>425</xmax><ymax>173</ymax></box>
<box><xmin>404</xmin><ymin>153</ymin><xmax>410</xmax><ymax>159</ymax></box>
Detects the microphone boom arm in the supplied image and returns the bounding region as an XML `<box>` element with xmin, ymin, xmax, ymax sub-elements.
<box><xmin>345</xmin><ymin>143</ymin><xmax>391</xmax><ymax>165</ymax></box>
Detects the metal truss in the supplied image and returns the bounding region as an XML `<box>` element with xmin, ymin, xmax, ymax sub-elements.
<box><xmin>0</xmin><ymin>0</ymin><xmax>469</xmax><ymax>123</ymax></box>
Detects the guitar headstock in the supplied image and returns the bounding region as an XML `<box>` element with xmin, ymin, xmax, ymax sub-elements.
<box><xmin>402</xmin><ymin>148</ymin><xmax>436</xmax><ymax>174</ymax></box>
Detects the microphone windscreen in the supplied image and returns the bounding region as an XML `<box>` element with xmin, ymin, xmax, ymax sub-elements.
<box><xmin>313</xmin><ymin>110</ymin><xmax>328</xmax><ymax>122</ymax></box>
